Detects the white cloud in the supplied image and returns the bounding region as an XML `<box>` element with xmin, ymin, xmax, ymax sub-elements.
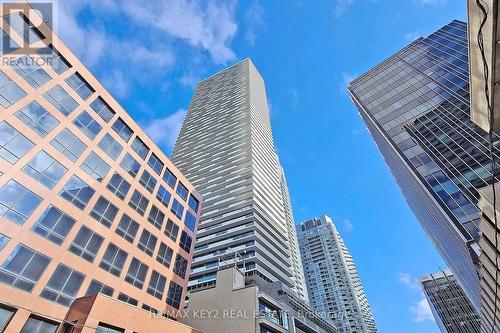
<box><xmin>58</xmin><ymin>1</ymin><xmax>108</xmax><ymax>66</ymax></box>
<box><xmin>143</xmin><ymin>108</ymin><xmax>187</xmax><ymax>150</ymax></box>
<box><xmin>102</xmin><ymin>70</ymin><xmax>130</xmax><ymax>99</ymax></box>
<box><xmin>396</xmin><ymin>272</ymin><xmax>420</xmax><ymax>290</ymax></box>
<box><xmin>179</xmin><ymin>73</ymin><xmax>201</xmax><ymax>88</ymax></box>
<box><xmin>339</xmin><ymin>71</ymin><xmax>356</xmax><ymax>94</ymax></box>
<box><xmin>413</xmin><ymin>0</ymin><xmax>445</xmax><ymax>5</ymax></box>
<box><xmin>244</xmin><ymin>0</ymin><xmax>265</xmax><ymax>47</ymax></box>
<box><xmin>404</xmin><ymin>31</ymin><xmax>421</xmax><ymax>42</ymax></box>
<box><xmin>410</xmin><ymin>297</ymin><xmax>434</xmax><ymax>322</ymax></box>
<box><xmin>121</xmin><ymin>0</ymin><xmax>238</xmax><ymax>64</ymax></box>
<box><xmin>290</xmin><ymin>89</ymin><xmax>299</xmax><ymax>109</ymax></box>
<box><xmin>335</xmin><ymin>0</ymin><xmax>355</xmax><ymax>17</ymax></box>
<box><xmin>342</xmin><ymin>219</ymin><xmax>354</xmax><ymax>232</ymax></box>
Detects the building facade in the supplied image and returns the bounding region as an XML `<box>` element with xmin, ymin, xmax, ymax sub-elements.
<box><xmin>477</xmin><ymin>184</ymin><xmax>500</xmax><ymax>333</ymax></box>
<box><xmin>0</xmin><ymin>4</ymin><xmax>202</xmax><ymax>332</ymax></box>
<box><xmin>419</xmin><ymin>270</ymin><xmax>480</xmax><ymax>333</ymax></box>
<box><xmin>171</xmin><ymin>58</ymin><xmax>307</xmax><ymax>301</ymax></box>
<box><xmin>297</xmin><ymin>215</ymin><xmax>378</xmax><ymax>333</ymax></box>
<box><xmin>348</xmin><ymin>20</ymin><xmax>490</xmax><ymax>310</ymax></box>
<box><xmin>184</xmin><ymin>267</ymin><xmax>337</xmax><ymax>333</ymax></box>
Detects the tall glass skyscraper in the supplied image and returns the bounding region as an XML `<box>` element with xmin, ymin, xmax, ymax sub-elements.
<box><xmin>297</xmin><ymin>215</ymin><xmax>378</xmax><ymax>333</ymax></box>
<box><xmin>348</xmin><ymin>20</ymin><xmax>495</xmax><ymax>310</ymax></box>
<box><xmin>171</xmin><ymin>58</ymin><xmax>308</xmax><ymax>301</ymax></box>
<box><xmin>420</xmin><ymin>270</ymin><xmax>480</xmax><ymax>333</ymax></box>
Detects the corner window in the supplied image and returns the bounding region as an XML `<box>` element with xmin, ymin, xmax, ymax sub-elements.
<box><xmin>184</xmin><ymin>211</ymin><xmax>197</xmax><ymax>233</ymax></box>
<box><xmin>173</xmin><ymin>254</ymin><xmax>188</xmax><ymax>279</ymax></box>
<box><xmin>188</xmin><ymin>194</ymin><xmax>200</xmax><ymax>213</ymax></box>
<box><xmin>179</xmin><ymin>231</ymin><xmax>192</xmax><ymax>253</ymax></box>
<box><xmin>166</xmin><ymin>281</ymin><xmax>183</xmax><ymax>309</ymax></box>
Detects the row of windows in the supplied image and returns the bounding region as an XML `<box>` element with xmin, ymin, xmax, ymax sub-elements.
<box><xmin>0</xmin><ymin>138</ymin><xmax>195</xmax><ymax>224</ymax></box>
<box><xmin>0</xmin><ymin>305</ymin><xmax>189</xmax><ymax>333</ymax></box>
<box><xmin>0</xmin><ymin>243</ymin><xmax>187</xmax><ymax>306</ymax></box>
<box><xmin>0</xmin><ymin>180</ymin><xmax>188</xmax><ymax>255</ymax></box>
<box><xmin>0</xmin><ymin>49</ymin><xmax>200</xmax><ymax>213</ymax></box>
<box><xmin>1</xmin><ymin>117</ymin><xmax>199</xmax><ymax>214</ymax></box>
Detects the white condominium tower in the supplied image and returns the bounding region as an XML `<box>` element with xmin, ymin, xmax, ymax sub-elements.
<box><xmin>171</xmin><ymin>58</ymin><xmax>308</xmax><ymax>301</ymax></box>
<box><xmin>297</xmin><ymin>215</ymin><xmax>378</xmax><ymax>333</ymax></box>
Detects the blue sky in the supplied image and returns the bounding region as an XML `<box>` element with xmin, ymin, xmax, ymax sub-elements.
<box><xmin>58</xmin><ymin>0</ymin><xmax>466</xmax><ymax>332</ymax></box>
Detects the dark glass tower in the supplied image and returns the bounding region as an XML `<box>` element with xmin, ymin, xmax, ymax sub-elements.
<box><xmin>348</xmin><ymin>20</ymin><xmax>498</xmax><ymax>310</ymax></box>
<box><xmin>420</xmin><ymin>270</ymin><xmax>480</xmax><ymax>333</ymax></box>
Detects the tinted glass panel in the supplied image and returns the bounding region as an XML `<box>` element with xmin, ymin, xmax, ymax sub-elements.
<box><xmin>50</xmin><ymin>128</ymin><xmax>86</xmax><ymax>162</ymax></box>
<box><xmin>0</xmin><ymin>180</ymin><xmax>42</xmax><ymax>224</ymax></box>
<box><xmin>90</xmin><ymin>97</ymin><xmax>115</xmax><ymax>122</ymax></box>
<box><xmin>32</xmin><ymin>206</ymin><xmax>75</xmax><ymax>245</ymax></box>
<box><xmin>23</xmin><ymin>150</ymin><xmax>67</xmax><ymax>189</ymax></box>
<box><xmin>0</xmin><ymin>245</ymin><xmax>50</xmax><ymax>292</ymax></box>
<box><xmin>15</xmin><ymin>101</ymin><xmax>59</xmax><ymax>137</ymax></box>
<box><xmin>0</xmin><ymin>121</ymin><xmax>34</xmax><ymax>164</ymax></box>
<box><xmin>43</xmin><ymin>85</ymin><xmax>78</xmax><ymax>116</ymax></box>
<box><xmin>59</xmin><ymin>175</ymin><xmax>95</xmax><ymax>209</ymax></box>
